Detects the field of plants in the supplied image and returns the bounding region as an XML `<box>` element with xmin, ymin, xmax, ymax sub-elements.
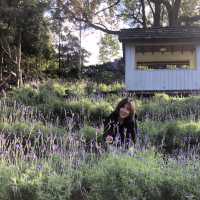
<box><xmin>0</xmin><ymin>79</ymin><xmax>200</xmax><ymax>200</ymax></box>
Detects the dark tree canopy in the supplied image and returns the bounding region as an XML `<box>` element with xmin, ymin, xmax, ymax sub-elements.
<box><xmin>0</xmin><ymin>0</ymin><xmax>53</xmax><ymax>87</ymax></box>
<box><xmin>57</xmin><ymin>0</ymin><xmax>200</xmax><ymax>34</ymax></box>
<box><xmin>0</xmin><ymin>0</ymin><xmax>199</xmax><ymax>87</ymax></box>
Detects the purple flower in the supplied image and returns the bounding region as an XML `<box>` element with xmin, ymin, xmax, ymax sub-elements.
<box><xmin>96</xmin><ymin>128</ymin><xmax>100</xmax><ymax>133</ymax></box>
<box><xmin>53</xmin><ymin>144</ymin><xmax>59</xmax><ymax>151</ymax></box>
<box><xmin>36</xmin><ymin>164</ymin><xmax>43</xmax><ymax>171</ymax></box>
<box><xmin>16</xmin><ymin>144</ymin><xmax>21</xmax><ymax>149</ymax></box>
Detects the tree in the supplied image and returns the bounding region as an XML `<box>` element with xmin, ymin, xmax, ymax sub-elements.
<box><xmin>57</xmin><ymin>0</ymin><xmax>200</xmax><ymax>35</ymax></box>
<box><xmin>56</xmin><ymin>0</ymin><xmax>120</xmax><ymax>34</ymax></box>
<box><xmin>55</xmin><ymin>31</ymin><xmax>90</xmax><ymax>77</ymax></box>
<box><xmin>49</xmin><ymin>0</ymin><xmax>91</xmax><ymax>78</ymax></box>
<box><xmin>0</xmin><ymin>0</ymin><xmax>53</xmax><ymax>87</ymax></box>
<box><xmin>120</xmin><ymin>0</ymin><xmax>200</xmax><ymax>28</ymax></box>
<box><xmin>99</xmin><ymin>34</ymin><xmax>120</xmax><ymax>63</ymax></box>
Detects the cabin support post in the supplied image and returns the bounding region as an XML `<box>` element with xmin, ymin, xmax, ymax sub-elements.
<box><xmin>196</xmin><ymin>46</ymin><xmax>200</xmax><ymax>70</ymax></box>
<box><xmin>125</xmin><ymin>44</ymin><xmax>136</xmax><ymax>90</ymax></box>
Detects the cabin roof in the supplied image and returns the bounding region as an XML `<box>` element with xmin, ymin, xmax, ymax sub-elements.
<box><xmin>118</xmin><ymin>27</ymin><xmax>200</xmax><ymax>43</ymax></box>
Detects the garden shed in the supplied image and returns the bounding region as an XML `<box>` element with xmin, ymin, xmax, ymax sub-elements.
<box><xmin>118</xmin><ymin>27</ymin><xmax>200</xmax><ymax>93</ymax></box>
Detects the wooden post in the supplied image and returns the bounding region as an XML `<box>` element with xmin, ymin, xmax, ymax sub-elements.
<box><xmin>125</xmin><ymin>44</ymin><xmax>136</xmax><ymax>90</ymax></box>
<box><xmin>196</xmin><ymin>46</ymin><xmax>200</xmax><ymax>70</ymax></box>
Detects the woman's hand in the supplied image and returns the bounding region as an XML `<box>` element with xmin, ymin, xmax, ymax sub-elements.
<box><xmin>106</xmin><ymin>135</ymin><xmax>113</xmax><ymax>144</ymax></box>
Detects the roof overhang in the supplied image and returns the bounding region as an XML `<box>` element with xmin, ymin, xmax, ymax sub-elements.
<box><xmin>118</xmin><ymin>27</ymin><xmax>200</xmax><ymax>45</ymax></box>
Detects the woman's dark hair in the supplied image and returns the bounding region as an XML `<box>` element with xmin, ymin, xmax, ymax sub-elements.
<box><xmin>113</xmin><ymin>98</ymin><xmax>136</xmax><ymax>121</ymax></box>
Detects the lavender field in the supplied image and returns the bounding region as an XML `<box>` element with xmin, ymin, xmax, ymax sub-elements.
<box><xmin>0</xmin><ymin>80</ymin><xmax>199</xmax><ymax>200</ymax></box>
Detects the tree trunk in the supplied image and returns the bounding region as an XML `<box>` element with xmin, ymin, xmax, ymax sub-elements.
<box><xmin>150</xmin><ymin>0</ymin><xmax>181</xmax><ymax>27</ymax></box>
<box><xmin>153</xmin><ymin>1</ymin><xmax>161</xmax><ymax>27</ymax></box>
<box><xmin>17</xmin><ymin>31</ymin><xmax>23</xmax><ymax>88</ymax></box>
<box><xmin>79</xmin><ymin>21</ymin><xmax>82</xmax><ymax>79</ymax></box>
<box><xmin>141</xmin><ymin>0</ymin><xmax>147</xmax><ymax>28</ymax></box>
<box><xmin>167</xmin><ymin>0</ymin><xmax>181</xmax><ymax>27</ymax></box>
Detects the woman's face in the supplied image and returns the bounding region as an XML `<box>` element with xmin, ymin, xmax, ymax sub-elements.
<box><xmin>119</xmin><ymin>103</ymin><xmax>131</xmax><ymax>119</ymax></box>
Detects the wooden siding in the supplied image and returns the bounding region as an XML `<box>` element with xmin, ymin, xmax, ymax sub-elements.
<box><xmin>125</xmin><ymin>44</ymin><xmax>200</xmax><ymax>91</ymax></box>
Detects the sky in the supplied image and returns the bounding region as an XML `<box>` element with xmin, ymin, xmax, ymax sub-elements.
<box><xmin>81</xmin><ymin>30</ymin><xmax>103</xmax><ymax>65</ymax></box>
<box><xmin>45</xmin><ymin>5</ymin><xmax>127</xmax><ymax>66</ymax></box>
<box><xmin>81</xmin><ymin>29</ymin><xmax>123</xmax><ymax>66</ymax></box>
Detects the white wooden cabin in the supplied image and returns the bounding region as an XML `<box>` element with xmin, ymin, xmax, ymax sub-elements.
<box><xmin>118</xmin><ymin>27</ymin><xmax>200</xmax><ymax>93</ymax></box>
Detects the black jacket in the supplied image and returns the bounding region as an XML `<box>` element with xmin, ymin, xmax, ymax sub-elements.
<box><xmin>102</xmin><ymin>112</ymin><xmax>137</xmax><ymax>145</ymax></box>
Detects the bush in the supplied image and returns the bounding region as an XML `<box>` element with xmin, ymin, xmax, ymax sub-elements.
<box><xmin>80</xmin><ymin>126</ymin><xmax>97</xmax><ymax>143</ymax></box>
<box><xmin>10</xmin><ymin>86</ymin><xmax>38</xmax><ymax>106</ymax></box>
<box><xmin>97</xmin><ymin>82</ymin><xmax>125</xmax><ymax>94</ymax></box>
<box><xmin>110</xmin><ymin>82</ymin><xmax>125</xmax><ymax>93</ymax></box>
<box><xmin>90</xmin><ymin>101</ymin><xmax>113</xmax><ymax>122</ymax></box>
<box><xmin>138</xmin><ymin>95</ymin><xmax>200</xmax><ymax>121</ymax></box>
<box><xmin>36</xmin><ymin>83</ymin><xmax>61</xmax><ymax>104</ymax></box>
<box><xmin>0</xmin><ymin>161</ymin><xmax>74</xmax><ymax>200</ymax></box>
<box><xmin>0</xmin><ymin>121</ymin><xmax>65</xmax><ymax>138</ymax></box>
<box><xmin>139</xmin><ymin>120</ymin><xmax>200</xmax><ymax>153</ymax></box>
<box><xmin>153</xmin><ymin>93</ymin><xmax>170</xmax><ymax>103</ymax></box>
<box><xmin>65</xmin><ymin>81</ymin><xmax>87</xmax><ymax>97</ymax></box>
<box><xmin>9</xmin><ymin>81</ymin><xmax>65</xmax><ymax>106</ymax></box>
<box><xmin>98</xmin><ymin>83</ymin><xmax>111</xmax><ymax>93</ymax></box>
<box><xmin>0</xmin><ymin>149</ymin><xmax>200</xmax><ymax>200</ymax></box>
<box><xmin>76</xmin><ymin>152</ymin><xmax>200</xmax><ymax>200</ymax></box>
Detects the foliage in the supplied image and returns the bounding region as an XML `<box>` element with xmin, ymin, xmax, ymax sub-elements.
<box><xmin>10</xmin><ymin>86</ymin><xmax>38</xmax><ymax>106</ymax></box>
<box><xmin>99</xmin><ymin>34</ymin><xmax>120</xmax><ymax>63</ymax></box>
<box><xmin>139</xmin><ymin>120</ymin><xmax>200</xmax><ymax>153</ymax></box>
<box><xmin>153</xmin><ymin>93</ymin><xmax>171</xmax><ymax>103</ymax></box>
<box><xmin>138</xmin><ymin>95</ymin><xmax>200</xmax><ymax>121</ymax></box>
<box><xmin>2</xmin><ymin>79</ymin><xmax>200</xmax><ymax>199</ymax></box>
<box><xmin>0</xmin><ymin>150</ymin><xmax>199</xmax><ymax>200</ymax></box>
<box><xmin>98</xmin><ymin>82</ymin><xmax>125</xmax><ymax>93</ymax></box>
<box><xmin>82</xmin><ymin>64</ymin><xmax>124</xmax><ymax>84</ymax></box>
<box><xmin>80</xmin><ymin>125</ymin><xmax>96</xmax><ymax>143</ymax></box>
<box><xmin>76</xmin><ymin>152</ymin><xmax>200</xmax><ymax>200</ymax></box>
<box><xmin>0</xmin><ymin>121</ymin><xmax>65</xmax><ymax>137</ymax></box>
<box><xmin>0</xmin><ymin>0</ymin><xmax>54</xmax><ymax>85</ymax></box>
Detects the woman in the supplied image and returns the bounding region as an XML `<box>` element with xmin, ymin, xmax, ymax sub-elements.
<box><xmin>102</xmin><ymin>98</ymin><xmax>137</xmax><ymax>149</ymax></box>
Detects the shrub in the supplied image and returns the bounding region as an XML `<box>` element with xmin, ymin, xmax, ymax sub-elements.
<box><xmin>36</xmin><ymin>83</ymin><xmax>60</xmax><ymax>104</ymax></box>
<box><xmin>76</xmin><ymin>152</ymin><xmax>200</xmax><ymax>200</ymax></box>
<box><xmin>138</xmin><ymin>95</ymin><xmax>200</xmax><ymax>121</ymax></box>
<box><xmin>139</xmin><ymin>120</ymin><xmax>200</xmax><ymax>153</ymax></box>
<box><xmin>90</xmin><ymin>101</ymin><xmax>113</xmax><ymax>122</ymax></box>
<box><xmin>98</xmin><ymin>83</ymin><xmax>110</xmax><ymax>93</ymax></box>
<box><xmin>65</xmin><ymin>81</ymin><xmax>86</xmax><ymax>96</ymax></box>
<box><xmin>10</xmin><ymin>86</ymin><xmax>37</xmax><ymax>106</ymax></box>
<box><xmin>85</xmin><ymin>82</ymin><xmax>97</xmax><ymax>95</ymax></box>
<box><xmin>0</xmin><ymin>122</ymin><xmax>65</xmax><ymax>138</ymax></box>
<box><xmin>110</xmin><ymin>82</ymin><xmax>125</xmax><ymax>93</ymax></box>
<box><xmin>97</xmin><ymin>82</ymin><xmax>125</xmax><ymax>94</ymax></box>
<box><xmin>0</xmin><ymin>161</ymin><xmax>73</xmax><ymax>200</ymax></box>
<box><xmin>153</xmin><ymin>93</ymin><xmax>170</xmax><ymax>103</ymax></box>
<box><xmin>51</xmin><ymin>82</ymin><xmax>66</xmax><ymax>97</ymax></box>
<box><xmin>80</xmin><ymin>125</ymin><xmax>97</xmax><ymax>143</ymax></box>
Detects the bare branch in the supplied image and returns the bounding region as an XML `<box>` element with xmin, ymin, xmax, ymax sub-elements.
<box><xmin>150</xmin><ymin>0</ymin><xmax>171</xmax><ymax>11</ymax></box>
<box><xmin>81</xmin><ymin>17</ymin><xmax>119</xmax><ymax>34</ymax></box>
<box><xmin>116</xmin><ymin>12</ymin><xmax>143</xmax><ymax>26</ymax></box>
<box><xmin>146</xmin><ymin>0</ymin><xmax>155</xmax><ymax>16</ymax></box>
<box><xmin>64</xmin><ymin>7</ymin><xmax>119</xmax><ymax>34</ymax></box>
<box><xmin>95</xmin><ymin>0</ymin><xmax>121</xmax><ymax>15</ymax></box>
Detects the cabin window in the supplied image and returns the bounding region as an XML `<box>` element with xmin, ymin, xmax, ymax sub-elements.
<box><xmin>136</xmin><ymin>61</ymin><xmax>190</xmax><ymax>70</ymax></box>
